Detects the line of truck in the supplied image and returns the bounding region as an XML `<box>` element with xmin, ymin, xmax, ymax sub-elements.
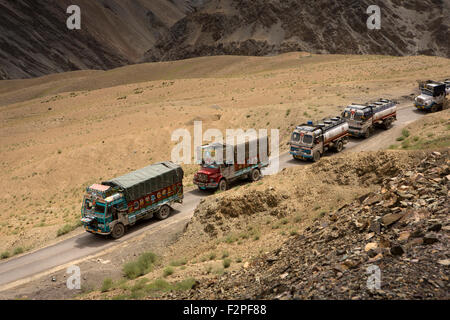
<box><xmin>290</xmin><ymin>98</ymin><xmax>397</xmax><ymax>161</ymax></box>
<box><xmin>80</xmin><ymin>80</ymin><xmax>449</xmax><ymax>239</ymax></box>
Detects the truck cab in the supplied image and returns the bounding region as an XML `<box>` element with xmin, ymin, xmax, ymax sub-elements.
<box><xmin>81</xmin><ymin>184</ymin><xmax>127</xmax><ymax>236</ymax></box>
<box><xmin>415</xmin><ymin>81</ymin><xmax>446</xmax><ymax>112</ymax></box>
<box><xmin>342</xmin><ymin>104</ymin><xmax>374</xmax><ymax>138</ymax></box>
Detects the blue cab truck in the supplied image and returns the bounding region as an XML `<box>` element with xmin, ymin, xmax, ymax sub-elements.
<box><xmin>81</xmin><ymin>162</ymin><xmax>183</xmax><ymax>239</ymax></box>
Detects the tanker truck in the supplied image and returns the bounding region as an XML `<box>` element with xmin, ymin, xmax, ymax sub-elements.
<box><xmin>414</xmin><ymin>80</ymin><xmax>447</xmax><ymax>112</ymax></box>
<box><xmin>193</xmin><ymin>134</ymin><xmax>270</xmax><ymax>191</ymax></box>
<box><xmin>342</xmin><ymin>98</ymin><xmax>397</xmax><ymax>138</ymax></box>
<box><xmin>289</xmin><ymin>116</ymin><xmax>349</xmax><ymax>162</ymax></box>
<box><xmin>80</xmin><ymin>162</ymin><xmax>183</xmax><ymax>239</ymax></box>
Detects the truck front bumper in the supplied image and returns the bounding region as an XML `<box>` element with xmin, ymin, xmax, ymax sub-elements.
<box><xmin>415</xmin><ymin>103</ymin><xmax>431</xmax><ymax>110</ymax></box>
<box><xmin>348</xmin><ymin>129</ymin><xmax>364</xmax><ymax>137</ymax></box>
<box><xmin>193</xmin><ymin>180</ymin><xmax>219</xmax><ymax>189</ymax></box>
<box><xmin>290</xmin><ymin>151</ymin><xmax>313</xmax><ymax>160</ymax></box>
<box><xmin>84</xmin><ymin>225</ymin><xmax>110</xmax><ymax>235</ymax></box>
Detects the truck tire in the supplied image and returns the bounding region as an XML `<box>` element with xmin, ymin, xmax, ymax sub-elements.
<box><xmin>431</xmin><ymin>105</ymin><xmax>439</xmax><ymax>113</ymax></box>
<box><xmin>335</xmin><ymin>140</ymin><xmax>343</xmax><ymax>153</ymax></box>
<box><xmin>364</xmin><ymin>129</ymin><xmax>371</xmax><ymax>139</ymax></box>
<box><xmin>111</xmin><ymin>223</ymin><xmax>125</xmax><ymax>239</ymax></box>
<box><xmin>218</xmin><ymin>179</ymin><xmax>228</xmax><ymax>191</ymax></box>
<box><xmin>155</xmin><ymin>205</ymin><xmax>171</xmax><ymax>220</ymax></box>
<box><xmin>383</xmin><ymin>119</ymin><xmax>392</xmax><ymax>130</ymax></box>
<box><xmin>250</xmin><ymin>169</ymin><xmax>261</xmax><ymax>182</ymax></box>
<box><xmin>313</xmin><ymin>151</ymin><xmax>321</xmax><ymax>162</ymax></box>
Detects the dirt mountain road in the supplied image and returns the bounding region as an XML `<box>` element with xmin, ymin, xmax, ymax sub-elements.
<box><xmin>0</xmin><ymin>103</ymin><xmax>423</xmax><ymax>290</ymax></box>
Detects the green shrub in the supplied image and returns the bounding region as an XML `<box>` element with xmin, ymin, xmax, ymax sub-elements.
<box><xmin>13</xmin><ymin>247</ymin><xmax>24</xmax><ymax>255</ymax></box>
<box><xmin>1</xmin><ymin>251</ymin><xmax>10</xmax><ymax>259</ymax></box>
<box><xmin>123</xmin><ymin>252</ymin><xmax>157</xmax><ymax>279</ymax></box>
<box><xmin>402</xmin><ymin>129</ymin><xmax>410</xmax><ymax>137</ymax></box>
<box><xmin>170</xmin><ymin>258</ymin><xmax>187</xmax><ymax>267</ymax></box>
<box><xmin>163</xmin><ymin>267</ymin><xmax>174</xmax><ymax>277</ymax></box>
<box><xmin>223</xmin><ymin>258</ymin><xmax>231</xmax><ymax>268</ymax></box>
<box><xmin>101</xmin><ymin>278</ymin><xmax>114</xmax><ymax>292</ymax></box>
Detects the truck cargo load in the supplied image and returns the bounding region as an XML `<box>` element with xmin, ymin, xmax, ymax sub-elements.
<box><xmin>103</xmin><ymin>162</ymin><xmax>183</xmax><ymax>202</ymax></box>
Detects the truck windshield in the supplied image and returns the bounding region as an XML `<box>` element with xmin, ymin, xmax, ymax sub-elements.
<box><xmin>291</xmin><ymin>132</ymin><xmax>301</xmax><ymax>142</ymax></box>
<box><xmin>95</xmin><ymin>203</ymin><xmax>105</xmax><ymax>214</ymax></box>
<box><xmin>303</xmin><ymin>135</ymin><xmax>313</xmax><ymax>144</ymax></box>
<box><xmin>202</xmin><ymin>163</ymin><xmax>219</xmax><ymax>169</ymax></box>
<box><xmin>421</xmin><ymin>90</ymin><xmax>432</xmax><ymax>96</ymax></box>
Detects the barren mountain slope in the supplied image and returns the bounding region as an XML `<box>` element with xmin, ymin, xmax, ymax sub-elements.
<box><xmin>1</xmin><ymin>0</ymin><xmax>449</xmax><ymax>80</ymax></box>
<box><xmin>0</xmin><ymin>0</ymin><xmax>196</xmax><ymax>79</ymax></box>
<box><xmin>144</xmin><ymin>0</ymin><xmax>450</xmax><ymax>62</ymax></box>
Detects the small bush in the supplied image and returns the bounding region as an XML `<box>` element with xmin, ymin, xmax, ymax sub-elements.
<box><xmin>163</xmin><ymin>267</ymin><xmax>174</xmax><ymax>277</ymax></box>
<box><xmin>223</xmin><ymin>258</ymin><xmax>231</xmax><ymax>268</ymax></box>
<box><xmin>402</xmin><ymin>129</ymin><xmax>410</xmax><ymax>137</ymax></box>
<box><xmin>123</xmin><ymin>252</ymin><xmax>157</xmax><ymax>279</ymax></box>
<box><xmin>170</xmin><ymin>258</ymin><xmax>187</xmax><ymax>267</ymax></box>
<box><xmin>1</xmin><ymin>251</ymin><xmax>10</xmax><ymax>259</ymax></box>
<box><xmin>101</xmin><ymin>278</ymin><xmax>114</xmax><ymax>292</ymax></box>
<box><xmin>13</xmin><ymin>247</ymin><xmax>24</xmax><ymax>255</ymax></box>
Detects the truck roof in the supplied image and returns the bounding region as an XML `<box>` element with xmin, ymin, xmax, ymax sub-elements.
<box><xmin>103</xmin><ymin>162</ymin><xmax>183</xmax><ymax>201</ymax></box>
<box><xmin>296</xmin><ymin>116</ymin><xmax>345</xmax><ymax>133</ymax></box>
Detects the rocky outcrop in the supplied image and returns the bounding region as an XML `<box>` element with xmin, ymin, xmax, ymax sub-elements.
<box><xmin>144</xmin><ymin>0</ymin><xmax>450</xmax><ymax>62</ymax></box>
<box><xmin>169</xmin><ymin>151</ymin><xmax>450</xmax><ymax>299</ymax></box>
<box><xmin>0</xmin><ymin>0</ymin><xmax>194</xmax><ymax>79</ymax></box>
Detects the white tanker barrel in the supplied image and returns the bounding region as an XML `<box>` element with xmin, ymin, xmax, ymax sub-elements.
<box><xmin>322</xmin><ymin>122</ymin><xmax>349</xmax><ymax>143</ymax></box>
<box><xmin>373</xmin><ymin>103</ymin><xmax>397</xmax><ymax>121</ymax></box>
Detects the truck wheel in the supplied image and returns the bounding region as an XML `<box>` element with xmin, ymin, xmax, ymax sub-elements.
<box><xmin>431</xmin><ymin>105</ymin><xmax>438</xmax><ymax>113</ymax></box>
<box><xmin>313</xmin><ymin>152</ymin><xmax>321</xmax><ymax>162</ymax></box>
<box><xmin>364</xmin><ymin>129</ymin><xmax>371</xmax><ymax>139</ymax></box>
<box><xmin>383</xmin><ymin>119</ymin><xmax>392</xmax><ymax>130</ymax></box>
<box><xmin>111</xmin><ymin>223</ymin><xmax>125</xmax><ymax>239</ymax></box>
<box><xmin>155</xmin><ymin>205</ymin><xmax>171</xmax><ymax>220</ymax></box>
<box><xmin>250</xmin><ymin>169</ymin><xmax>261</xmax><ymax>182</ymax></box>
<box><xmin>335</xmin><ymin>141</ymin><xmax>343</xmax><ymax>153</ymax></box>
<box><xmin>218</xmin><ymin>179</ymin><xmax>228</xmax><ymax>191</ymax></box>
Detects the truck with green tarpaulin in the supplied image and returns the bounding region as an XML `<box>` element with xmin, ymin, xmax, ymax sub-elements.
<box><xmin>80</xmin><ymin>162</ymin><xmax>184</xmax><ymax>239</ymax></box>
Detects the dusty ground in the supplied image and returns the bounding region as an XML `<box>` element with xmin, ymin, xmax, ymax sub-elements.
<box><xmin>1</xmin><ymin>52</ymin><xmax>449</xmax><ymax>258</ymax></box>
<box><xmin>0</xmin><ymin>52</ymin><xmax>449</xmax><ymax>274</ymax></box>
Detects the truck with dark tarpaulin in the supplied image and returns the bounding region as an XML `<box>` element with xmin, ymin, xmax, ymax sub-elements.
<box><xmin>193</xmin><ymin>135</ymin><xmax>270</xmax><ymax>191</ymax></box>
<box><xmin>81</xmin><ymin>162</ymin><xmax>183</xmax><ymax>239</ymax></box>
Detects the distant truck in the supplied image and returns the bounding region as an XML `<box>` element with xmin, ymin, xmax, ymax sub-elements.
<box><xmin>193</xmin><ymin>135</ymin><xmax>270</xmax><ymax>191</ymax></box>
<box><xmin>290</xmin><ymin>116</ymin><xmax>349</xmax><ymax>162</ymax></box>
<box><xmin>414</xmin><ymin>80</ymin><xmax>447</xmax><ymax>112</ymax></box>
<box><xmin>342</xmin><ymin>98</ymin><xmax>397</xmax><ymax>138</ymax></box>
<box><xmin>81</xmin><ymin>162</ymin><xmax>183</xmax><ymax>239</ymax></box>
<box><xmin>445</xmin><ymin>79</ymin><xmax>450</xmax><ymax>95</ymax></box>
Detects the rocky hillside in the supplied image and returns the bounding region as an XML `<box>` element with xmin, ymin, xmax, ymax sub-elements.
<box><xmin>144</xmin><ymin>0</ymin><xmax>450</xmax><ymax>62</ymax></box>
<box><xmin>0</xmin><ymin>0</ymin><xmax>199</xmax><ymax>79</ymax></box>
<box><xmin>169</xmin><ymin>151</ymin><xmax>450</xmax><ymax>299</ymax></box>
<box><xmin>1</xmin><ymin>0</ymin><xmax>449</xmax><ymax>79</ymax></box>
